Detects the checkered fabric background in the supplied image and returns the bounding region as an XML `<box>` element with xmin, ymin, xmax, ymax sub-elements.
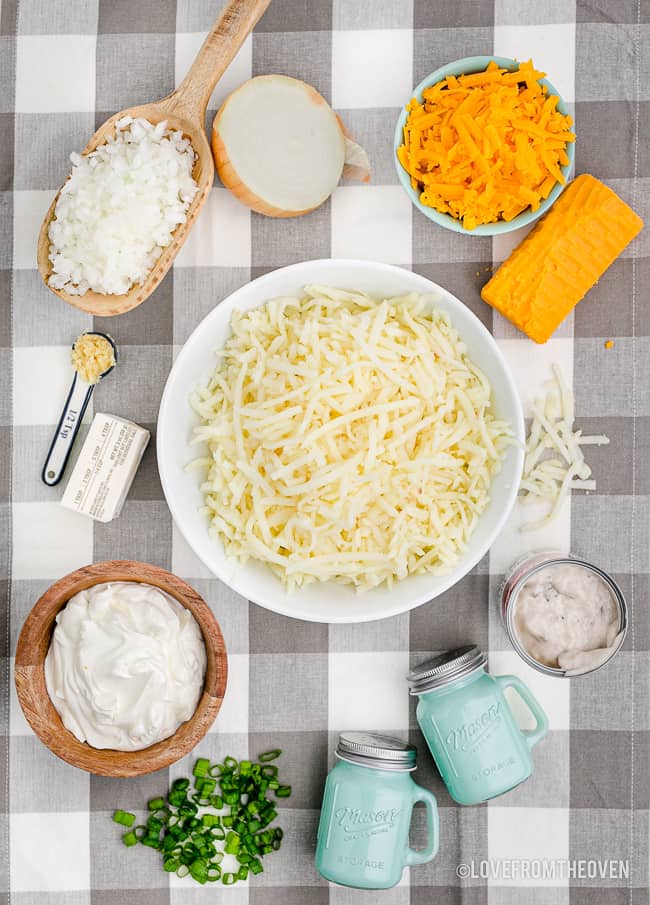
<box><xmin>1</xmin><ymin>0</ymin><xmax>649</xmax><ymax>902</ymax></box>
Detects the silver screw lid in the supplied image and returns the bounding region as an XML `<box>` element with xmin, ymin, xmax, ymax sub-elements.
<box><xmin>336</xmin><ymin>732</ymin><xmax>417</xmax><ymax>771</ymax></box>
<box><xmin>407</xmin><ymin>645</ymin><xmax>487</xmax><ymax>695</ymax></box>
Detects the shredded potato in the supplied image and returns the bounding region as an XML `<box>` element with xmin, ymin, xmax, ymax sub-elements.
<box><xmin>190</xmin><ymin>286</ymin><xmax>512</xmax><ymax>591</ymax></box>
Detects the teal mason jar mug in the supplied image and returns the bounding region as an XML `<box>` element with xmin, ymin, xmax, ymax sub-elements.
<box><xmin>408</xmin><ymin>646</ymin><xmax>548</xmax><ymax>805</ymax></box>
<box><xmin>315</xmin><ymin>732</ymin><xmax>439</xmax><ymax>889</ymax></box>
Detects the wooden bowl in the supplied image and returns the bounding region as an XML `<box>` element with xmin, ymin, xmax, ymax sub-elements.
<box><xmin>14</xmin><ymin>561</ymin><xmax>228</xmax><ymax>777</ymax></box>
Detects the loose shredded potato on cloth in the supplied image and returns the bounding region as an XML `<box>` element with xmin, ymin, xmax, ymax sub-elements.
<box><xmin>190</xmin><ymin>286</ymin><xmax>512</xmax><ymax>591</ymax></box>
<box><xmin>397</xmin><ymin>59</ymin><xmax>575</xmax><ymax>230</ymax></box>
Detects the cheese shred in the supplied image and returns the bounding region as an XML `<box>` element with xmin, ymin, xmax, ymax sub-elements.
<box><xmin>519</xmin><ymin>365</ymin><xmax>609</xmax><ymax>531</ymax></box>
<box><xmin>191</xmin><ymin>286</ymin><xmax>512</xmax><ymax>591</ymax></box>
<box><xmin>397</xmin><ymin>59</ymin><xmax>575</xmax><ymax>230</ymax></box>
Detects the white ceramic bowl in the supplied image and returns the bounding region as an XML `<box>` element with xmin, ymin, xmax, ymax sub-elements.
<box><xmin>157</xmin><ymin>259</ymin><xmax>524</xmax><ymax>623</ymax></box>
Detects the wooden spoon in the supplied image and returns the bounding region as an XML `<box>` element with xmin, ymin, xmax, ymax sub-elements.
<box><xmin>37</xmin><ymin>0</ymin><xmax>271</xmax><ymax>318</ymax></box>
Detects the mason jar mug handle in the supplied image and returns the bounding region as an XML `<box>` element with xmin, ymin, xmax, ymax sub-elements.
<box><xmin>496</xmin><ymin>674</ymin><xmax>549</xmax><ymax>749</ymax></box>
<box><xmin>404</xmin><ymin>786</ymin><xmax>439</xmax><ymax>867</ymax></box>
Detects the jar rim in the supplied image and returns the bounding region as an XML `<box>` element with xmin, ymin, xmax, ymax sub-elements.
<box><xmin>335</xmin><ymin>732</ymin><xmax>417</xmax><ymax>771</ymax></box>
<box><xmin>407</xmin><ymin>645</ymin><xmax>487</xmax><ymax>694</ymax></box>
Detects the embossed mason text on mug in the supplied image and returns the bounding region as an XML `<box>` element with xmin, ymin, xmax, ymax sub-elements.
<box><xmin>408</xmin><ymin>646</ymin><xmax>548</xmax><ymax>805</ymax></box>
<box><xmin>315</xmin><ymin>732</ymin><xmax>439</xmax><ymax>889</ymax></box>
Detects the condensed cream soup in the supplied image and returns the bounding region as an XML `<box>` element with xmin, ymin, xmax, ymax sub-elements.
<box><xmin>513</xmin><ymin>562</ymin><xmax>621</xmax><ymax>672</ymax></box>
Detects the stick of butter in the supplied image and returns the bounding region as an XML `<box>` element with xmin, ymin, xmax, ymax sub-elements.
<box><xmin>60</xmin><ymin>413</ymin><xmax>150</xmax><ymax>523</ymax></box>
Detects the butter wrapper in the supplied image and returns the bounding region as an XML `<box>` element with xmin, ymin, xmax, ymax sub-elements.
<box><xmin>61</xmin><ymin>413</ymin><xmax>150</xmax><ymax>523</ymax></box>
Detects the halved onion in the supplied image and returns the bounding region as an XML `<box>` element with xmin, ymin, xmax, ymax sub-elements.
<box><xmin>212</xmin><ymin>74</ymin><xmax>370</xmax><ymax>218</ymax></box>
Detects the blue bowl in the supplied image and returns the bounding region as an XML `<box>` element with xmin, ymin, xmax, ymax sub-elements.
<box><xmin>394</xmin><ymin>55</ymin><xmax>575</xmax><ymax>236</ymax></box>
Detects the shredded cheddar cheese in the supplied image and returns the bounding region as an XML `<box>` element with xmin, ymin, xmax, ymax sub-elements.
<box><xmin>397</xmin><ymin>60</ymin><xmax>575</xmax><ymax>230</ymax></box>
<box><xmin>190</xmin><ymin>286</ymin><xmax>512</xmax><ymax>592</ymax></box>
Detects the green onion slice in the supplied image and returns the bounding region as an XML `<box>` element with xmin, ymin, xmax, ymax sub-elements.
<box><xmin>258</xmin><ymin>749</ymin><xmax>282</xmax><ymax>762</ymax></box>
<box><xmin>112</xmin><ymin>810</ymin><xmax>136</xmax><ymax>827</ymax></box>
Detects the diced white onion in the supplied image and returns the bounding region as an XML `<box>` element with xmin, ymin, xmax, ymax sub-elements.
<box><xmin>48</xmin><ymin>117</ymin><xmax>198</xmax><ymax>296</ymax></box>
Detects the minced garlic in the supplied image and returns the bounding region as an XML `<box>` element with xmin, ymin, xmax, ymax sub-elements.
<box><xmin>71</xmin><ymin>332</ymin><xmax>115</xmax><ymax>384</ymax></box>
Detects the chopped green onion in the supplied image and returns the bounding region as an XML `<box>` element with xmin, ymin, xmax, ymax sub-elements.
<box><xmin>151</xmin><ymin>808</ymin><xmax>171</xmax><ymax>823</ymax></box>
<box><xmin>179</xmin><ymin>802</ymin><xmax>198</xmax><ymax>817</ymax></box>
<box><xmin>112</xmin><ymin>810</ymin><xmax>136</xmax><ymax>827</ymax></box>
<box><xmin>224</xmin><ymin>832</ymin><xmax>240</xmax><ymax>855</ymax></box>
<box><xmin>142</xmin><ymin>836</ymin><xmax>161</xmax><ymax>849</ymax></box>
<box><xmin>113</xmin><ymin>748</ymin><xmax>287</xmax><ymax>885</ymax></box>
<box><xmin>193</xmin><ymin>758</ymin><xmax>210</xmax><ymax>778</ymax></box>
<box><xmin>260</xmin><ymin>809</ymin><xmax>277</xmax><ymax>828</ymax></box>
<box><xmin>258</xmin><ymin>749</ymin><xmax>282</xmax><ymax>762</ymax></box>
<box><xmin>190</xmin><ymin>860</ymin><xmax>209</xmax><ymax>884</ymax></box>
<box><xmin>196</xmin><ymin>777</ymin><xmax>216</xmax><ymax>796</ymax></box>
<box><xmin>201</xmin><ymin>814</ymin><xmax>220</xmax><ymax>828</ymax></box>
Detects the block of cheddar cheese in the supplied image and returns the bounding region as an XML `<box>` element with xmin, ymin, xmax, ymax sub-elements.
<box><xmin>481</xmin><ymin>174</ymin><xmax>643</xmax><ymax>343</ymax></box>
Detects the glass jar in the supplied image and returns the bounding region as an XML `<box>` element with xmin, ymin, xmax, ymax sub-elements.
<box><xmin>315</xmin><ymin>732</ymin><xmax>439</xmax><ymax>889</ymax></box>
<box><xmin>408</xmin><ymin>646</ymin><xmax>548</xmax><ymax>805</ymax></box>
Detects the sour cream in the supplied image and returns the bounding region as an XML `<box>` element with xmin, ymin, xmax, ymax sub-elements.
<box><xmin>513</xmin><ymin>563</ymin><xmax>621</xmax><ymax>672</ymax></box>
<box><xmin>45</xmin><ymin>581</ymin><xmax>206</xmax><ymax>751</ymax></box>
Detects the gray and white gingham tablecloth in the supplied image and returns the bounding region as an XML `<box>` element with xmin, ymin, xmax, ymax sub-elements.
<box><xmin>1</xmin><ymin>0</ymin><xmax>649</xmax><ymax>902</ymax></box>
